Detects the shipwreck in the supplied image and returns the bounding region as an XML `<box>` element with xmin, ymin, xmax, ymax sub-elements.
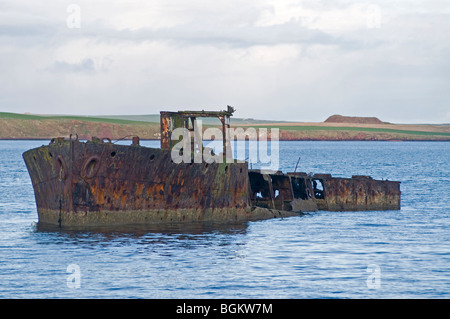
<box><xmin>23</xmin><ymin>107</ymin><xmax>401</xmax><ymax>227</ymax></box>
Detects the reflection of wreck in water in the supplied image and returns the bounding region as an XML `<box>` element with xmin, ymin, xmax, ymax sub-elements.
<box><xmin>23</xmin><ymin>107</ymin><xmax>401</xmax><ymax>227</ymax></box>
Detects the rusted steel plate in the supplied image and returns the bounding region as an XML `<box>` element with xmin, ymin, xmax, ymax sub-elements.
<box><xmin>23</xmin><ymin>138</ymin><xmax>252</xmax><ymax>226</ymax></box>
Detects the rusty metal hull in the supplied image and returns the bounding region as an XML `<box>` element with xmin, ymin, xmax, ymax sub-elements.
<box><xmin>23</xmin><ymin>137</ymin><xmax>400</xmax><ymax>227</ymax></box>
<box><xmin>309</xmin><ymin>174</ymin><xmax>401</xmax><ymax>211</ymax></box>
<box><xmin>23</xmin><ymin>139</ymin><xmax>299</xmax><ymax>227</ymax></box>
<box><xmin>247</xmin><ymin>170</ymin><xmax>400</xmax><ymax>213</ymax></box>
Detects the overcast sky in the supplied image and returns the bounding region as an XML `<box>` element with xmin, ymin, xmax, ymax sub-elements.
<box><xmin>1</xmin><ymin>0</ymin><xmax>449</xmax><ymax>123</ymax></box>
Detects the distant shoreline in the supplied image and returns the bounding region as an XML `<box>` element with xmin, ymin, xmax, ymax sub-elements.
<box><xmin>1</xmin><ymin>112</ymin><xmax>449</xmax><ymax>142</ymax></box>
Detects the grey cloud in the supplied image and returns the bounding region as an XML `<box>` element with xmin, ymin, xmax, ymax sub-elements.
<box><xmin>138</xmin><ymin>23</ymin><xmax>334</xmax><ymax>47</ymax></box>
<box><xmin>0</xmin><ymin>12</ymin><xmax>372</xmax><ymax>51</ymax></box>
<box><xmin>1</xmin><ymin>1</ymin><xmax>449</xmax><ymax>123</ymax></box>
<box><xmin>71</xmin><ymin>20</ymin><xmax>346</xmax><ymax>52</ymax></box>
<box><xmin>45</xmin><ymin>58</ymin><xmax>96</xmax><ymax>73</ymax></box>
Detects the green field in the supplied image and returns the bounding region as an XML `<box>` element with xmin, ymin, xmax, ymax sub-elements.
<box><xmin>0</xmin><ymin>112</ymin><xmax>288</xmax><ymax>125</ymax></box>
<box><xmin>1</xmin><ymin>112</ymin><xmax>449</xmax><ymax>140</ymax></box>
<box><xmin>248</xmin><ymin>125</ymin><xmax>450</xmax><ymax>137</ymax></box>
<box><xmin>0</xmin><ymin>112</ymin><xmax>47</xmax><ymax>120</ymax></box>
<box><xmin>0</xmin><ymin>112</ymin><xmax>150</xmax><ymax>125</ymax></box>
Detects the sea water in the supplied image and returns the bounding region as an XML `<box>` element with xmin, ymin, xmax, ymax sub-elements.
<box><xmin>0</xmin><ymin>140</ymin><xmax>448</xmax><ymax>298</ymax></box>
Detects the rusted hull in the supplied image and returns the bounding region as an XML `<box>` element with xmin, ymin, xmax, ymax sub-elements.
<box><xmin>310</xmin><ymin>174</ymin><xmax>401</xmax><ymax>211</ymax></box>
<box><xmin>23</xmin><ymin>139</ymin><xmax>299</xmax><ymax>227</ymax></box>
<box><xmin>247</xmin><ymin>171</ymin><xmax>400</xmax><ymax>213</ymax></box>
<box><xmin>23</xmin><ymin>137</ymin><xmax>400</xmax><ymax>227</ymax></box>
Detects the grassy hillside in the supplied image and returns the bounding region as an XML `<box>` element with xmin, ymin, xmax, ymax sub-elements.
<box><xmin>1</xmin><ymin>112</ymin><xmax>449</xmax><ymax>141</ymax></box>
<box><xmin>0</xmin><ymin>112</ymin><xmax>160</xmax><ymax>140</ymax></box>
<box><xmin>241</xmin><ymin>124</ymin><xmax>450</xmax><ymax>138</ymax></box>
<box><xmin>0</xmin><ymin>112</ymin><xmax>150</xmax><ymax>125</ymax></box>
<box><xmin>95</xmin><ymin>114</ymin><xmax>288</xmax><ymax>125</ymax></box>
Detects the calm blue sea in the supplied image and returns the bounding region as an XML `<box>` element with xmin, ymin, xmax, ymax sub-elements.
<box><xmin>0</xmin><ymin>140</ymin><xmax>448</xmax><ymax>299</ymax></box>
